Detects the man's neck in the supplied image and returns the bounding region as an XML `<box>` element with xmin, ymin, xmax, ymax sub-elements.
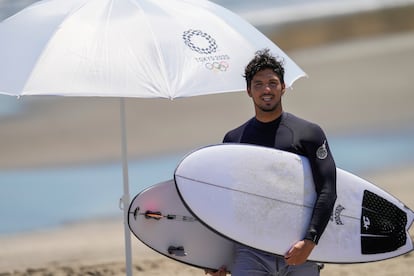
<box><xmin>255</xmin><ymin>110</ymin><xmax>283</xmax><ymax>123</ymax></box>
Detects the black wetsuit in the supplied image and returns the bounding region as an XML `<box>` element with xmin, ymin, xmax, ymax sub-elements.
<box><xmin>223</xmin><ymin>112</ymin><xmax>337</xmax><ymax>244</ymax></box>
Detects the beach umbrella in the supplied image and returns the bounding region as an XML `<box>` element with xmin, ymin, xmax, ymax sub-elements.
<box><xmin>0</xmin><ymin>0</ymin><xmax>306</xmax><ymax>274</ymax></box>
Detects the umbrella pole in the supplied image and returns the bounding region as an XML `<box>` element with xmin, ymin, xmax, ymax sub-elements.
<box><xmin>120</xmin><ymin>98</ymin><xmax>133</xmax><ymax>276</ymax></box>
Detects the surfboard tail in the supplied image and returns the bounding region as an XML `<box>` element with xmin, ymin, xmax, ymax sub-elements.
<box><xmin>407</xmin><ymin>207</ymin><xmax>414</xmax><ymax>234</ymax></box>
<box><xmin>407</xmin><ymin>208</ymin><xmax>414</xmax><ymax>252</ymax></box>
<box><xmin>408</xmin><ymin>206</ymin><xmax>414</xmax><ymax>223</ymax></box>
<box><xmin>360</xmin><ymin>190</ymin><xmax>412</xmax><ymax>254</ymax></box>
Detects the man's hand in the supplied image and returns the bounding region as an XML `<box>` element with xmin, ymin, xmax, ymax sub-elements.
<box><xmin>284</xmin><ymin>239</ymin><xmax>316</xmax><ymax>266</ymax></box>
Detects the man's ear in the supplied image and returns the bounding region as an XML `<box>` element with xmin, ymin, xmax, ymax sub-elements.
<box><xmin>247</xmin><ymin>87</ymin><xmax>252</xmax><ymax>97</ymax></box>
<box><xmin>281</xmin><ymin>83</ymin><xmax>286</xmax><ymax>96</ymax></box>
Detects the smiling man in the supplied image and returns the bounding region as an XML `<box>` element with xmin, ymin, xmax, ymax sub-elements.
<box><xmin>209</xmin><ymin>49</ymin><xmax>337</xmax><ymax>276</ymax></box>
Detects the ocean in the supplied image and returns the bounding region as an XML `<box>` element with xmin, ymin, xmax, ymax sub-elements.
<box><xmin>1</xmin><ymin>0</ymin><xmax>414</xmax><ymax>235</ymax></box>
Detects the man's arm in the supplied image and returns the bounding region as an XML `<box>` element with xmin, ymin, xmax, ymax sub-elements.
<box><xmin>285</xmin><ymin>125</ymin><xmax>337</xmax><ymax>264</ymax></box>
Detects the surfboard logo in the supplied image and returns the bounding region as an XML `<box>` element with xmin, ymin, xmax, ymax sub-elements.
<box><xmin>335</xmin><ymin>205</ymin><xmax>345</xmax><ymax>225</ymax></box>
<box><xmin>331</xmin><ymin>204</ymin><xmax>345</xmax><ymax>225</ymax></box>
<box><xmin>316</xmin><ymin>140</ymin><xmax>328</xmax><ymax>160</ymax></box>
<box><xmin>362</xmin><ymin>215</ymin><xmax>371</xmax><ymax>230</ymax></box>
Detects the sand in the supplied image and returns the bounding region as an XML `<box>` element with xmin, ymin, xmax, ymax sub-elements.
<box><xmin>1</xmin><ymin>6</ymin><xmax>414</xmax><ymax>276</ymax></box>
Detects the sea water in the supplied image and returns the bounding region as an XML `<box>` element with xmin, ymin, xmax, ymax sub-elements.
<box><xmin>0</xmin><ymin>154</ymin><xmax>182</xmax><ymax>234</ymax></box>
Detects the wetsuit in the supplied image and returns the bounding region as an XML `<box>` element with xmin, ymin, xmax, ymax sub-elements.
<box><xmin>223</xmin><ymin>112</ymin><xmax>337</xmax><ymax>276</ymax></box>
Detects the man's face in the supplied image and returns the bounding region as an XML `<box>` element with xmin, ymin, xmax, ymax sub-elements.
<box><xmin>248</xmin><ymin>68</ymin><xmax>285</xmax><ymax>118</ymax></box>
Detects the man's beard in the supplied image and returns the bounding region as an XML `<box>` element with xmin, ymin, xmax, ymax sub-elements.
<box><xmin>255</xmin><ymin>101</ymin><xmax>279</xmax><ymax>113</ymax></box>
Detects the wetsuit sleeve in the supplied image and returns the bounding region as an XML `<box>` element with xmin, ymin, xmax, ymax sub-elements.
<box><xmin>301</xmin><ymin>125</ymin><xmax>337</xmax><ymax>244</ymax></box>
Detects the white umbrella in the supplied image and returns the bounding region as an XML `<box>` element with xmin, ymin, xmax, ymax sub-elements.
<box><xmin>0</xmin><ymin>0</ymin><xmax>306</xmax><ymax>274</ymax></box>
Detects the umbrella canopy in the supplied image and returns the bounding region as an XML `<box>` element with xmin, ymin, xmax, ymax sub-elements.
<box><xmin>0</xmin><ymin>0</ymin><xmax>305</xmax><ymax>98</ymax></box>
<box><xmin>0</xmin><ymin>0</ymin><xmax>306</xmax><ymax>274</ymax></box>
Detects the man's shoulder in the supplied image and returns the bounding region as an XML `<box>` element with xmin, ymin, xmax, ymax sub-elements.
<box><xmin>282</xmin><ymin>112</ymin><xmax>325</xmax><ymax>140</ymax></box>
<box><xmin>283</xmin><ymin>112</ymin><xmax>321</xmax><ymax>130</ymax></box>
<box><xmin>223</xmin><ymin>118</ymin><xmax>253</xmax><ymax>143</ymax></box>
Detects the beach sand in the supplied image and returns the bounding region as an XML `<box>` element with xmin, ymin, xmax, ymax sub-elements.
<box><xmin>1</xmin><ymin>6</ymin><xmax>414</xmax><ymax>276</ymax></box>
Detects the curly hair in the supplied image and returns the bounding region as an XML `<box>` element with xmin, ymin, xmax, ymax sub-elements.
<box><xmin>244</xmin><ymin>48</ymin><xmax>285</xmax><ymax>88</ymax></box>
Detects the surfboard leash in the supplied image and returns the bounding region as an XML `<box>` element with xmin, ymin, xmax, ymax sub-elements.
<box><xmin>130</xmin><ymin>207</ymin><xmax>198</xmax><ymax>222</ymax></box>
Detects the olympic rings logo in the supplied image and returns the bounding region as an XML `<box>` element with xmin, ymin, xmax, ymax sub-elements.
<box><xmin>183</xmin><ymin>29</ymin><xmax>218</xmax><ymax>54</ymax></box>
<box><xmin>205</xmin><ymin>61</ymin><xmax>229</xmax><ymax>72</ymax></box>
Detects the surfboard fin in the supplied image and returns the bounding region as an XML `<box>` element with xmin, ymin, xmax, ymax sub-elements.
<box><xmin>168</xmin><ymin>246</ymin><xmax>187</xmax><ymax>257</ymax></box>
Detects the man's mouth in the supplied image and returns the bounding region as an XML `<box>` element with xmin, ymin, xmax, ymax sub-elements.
<box><xmin>262</xmin><ymin>96</ymin><xmax>273</xmax><ymax>102</ymax></box>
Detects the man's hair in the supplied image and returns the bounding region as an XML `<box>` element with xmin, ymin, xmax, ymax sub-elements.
<box><xmin>244</xmin><ymin>48</ymin><xmax>285</xmax><ymax>88</ymax></box>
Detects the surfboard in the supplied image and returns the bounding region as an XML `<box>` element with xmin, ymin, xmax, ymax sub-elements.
<box><xmin>128</xmin><ymin>179</ymin><xmax>234</xmax><ymax>270</ymax></box>
<box><xmin>174</xmin><ymin>144</ymin><xmax>414</xmax><ymax>263</ymax></box>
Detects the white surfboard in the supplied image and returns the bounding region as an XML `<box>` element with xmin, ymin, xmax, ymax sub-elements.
<box><xmin>128</xmin><ymin>179</ymin><xmax>234</xmax><ymax>270</ymax></box>
<box><xmin>174</xmin><ymin>144</ymin><xmax>414</xmax><ymax>263</ymax></box>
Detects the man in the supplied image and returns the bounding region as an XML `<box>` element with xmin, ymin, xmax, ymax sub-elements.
<box><xmin>207</xmin><ymin>49</ymin><xmax>337</xmax><ymax>275</ymax></box>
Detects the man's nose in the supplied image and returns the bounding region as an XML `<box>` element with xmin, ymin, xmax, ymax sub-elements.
<box><xmin>263</xmin><ymin>85</ymin><xmax>272</xmax><ymax>93</ymax></box>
